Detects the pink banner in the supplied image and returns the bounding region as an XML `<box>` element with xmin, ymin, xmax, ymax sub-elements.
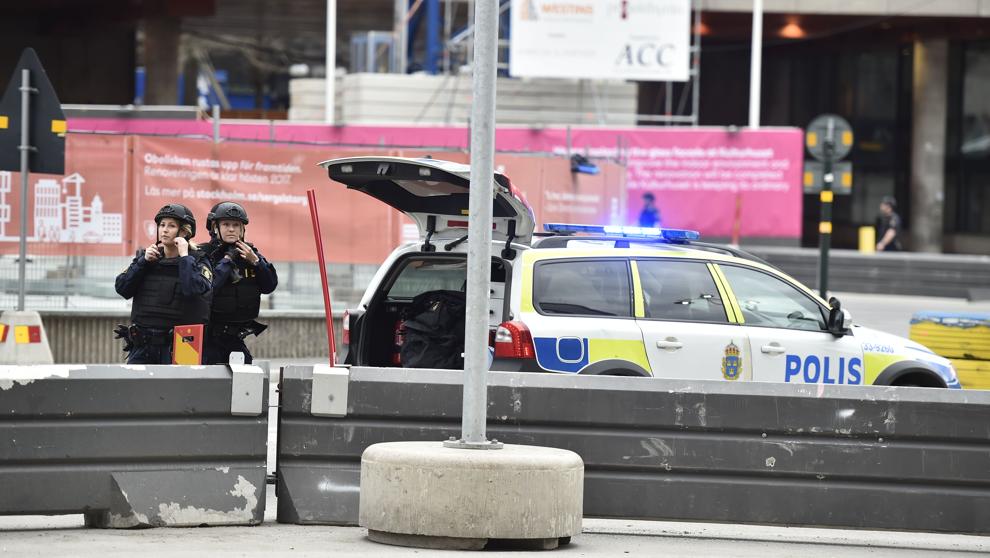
<box><xmin>0</xmin><ymin>135</ymin><xmax>625</xmax><ymax>262</ymax></box>
<box><xmin>69</xmin><ymin>120</ymin><xmax>803</xmax><ymax>238</ymax></box>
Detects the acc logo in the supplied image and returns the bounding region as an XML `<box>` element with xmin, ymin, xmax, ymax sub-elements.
<box><xmin>615</xmin><ymin>43</ymin><xmax>677</xmax><ymax>68</ymax></box>
<box><xmin>722</xmin><ymin>341</ymin><xmax>742</xmax><ymax>380</ymax></box>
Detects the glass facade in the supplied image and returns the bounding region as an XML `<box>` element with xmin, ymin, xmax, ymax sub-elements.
<box><xmin>947</xmin><ymin>41</ymin><xmax>990</xmax><ymax>236</ymax></box>
<box><xmin>702</xmin><ymin>42</ymin><xmax>912</xmax><ymax>248</ymax></box>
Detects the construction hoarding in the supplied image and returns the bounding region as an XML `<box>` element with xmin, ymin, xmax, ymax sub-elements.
<box><xmin>0</xmin><ymin>135</ymin><xmax>627</xmax><ymax>262</ymax></box>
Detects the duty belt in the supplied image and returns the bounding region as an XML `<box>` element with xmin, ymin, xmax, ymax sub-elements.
<box><xmin>210</xmin><ymin>321</ymin><xmax>267</xmax><ymax>340</ymax></box>
<box><xmin>127</xmin><ymin>325</ymin><xmax>172</xmax><ymax>346</ymax></box>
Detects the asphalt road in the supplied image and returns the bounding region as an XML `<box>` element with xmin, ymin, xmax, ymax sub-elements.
<box><xmin>2</xmin><ymin>488</ymin><xmax>989</xmax><ymax>557</ymax></box>
<box><xmin>832</xmin><ymin>291</ymin><xmax>990</xmax><ymax>338</ymax></box>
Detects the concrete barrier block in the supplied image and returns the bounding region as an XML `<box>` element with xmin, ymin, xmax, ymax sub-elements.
<box><xmin>0</xmin><ymin>310</ymin><xmax>54</xmax><ymax>365</ymax></box>
<box><xmin>91</xmin><ymin>469</ymin><xmax>265</xmax><ymax>528</ymax></box>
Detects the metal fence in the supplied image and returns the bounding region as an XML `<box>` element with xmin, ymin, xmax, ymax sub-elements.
<box><xmin>0</xmin><ymin>255</ymin><xmax>376</xmax><ymax>312</ymax></box>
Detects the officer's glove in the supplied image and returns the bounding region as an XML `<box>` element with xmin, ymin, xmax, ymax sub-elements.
<box><xmin>113</xmin><ymin>324</ymin><xmax>133</xmax><ymax>352</ymax></box>
<box><xmin>224</xmin><ymin>247</ymin><xmax>243</xmax><ymax>283</ymax></box>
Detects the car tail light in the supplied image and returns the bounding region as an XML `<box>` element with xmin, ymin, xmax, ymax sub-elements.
<box><xmin>493</xmin><ymin>321</ymin><xmax>535</xmax><ymax>359</ymax></box>
<box><xmin>342</xmin><ymin>310</ymin><xmax>350</xmax><ymax>345</ymax></box>
<box><xmin>392</xmin><ymin>319</ymin><xmax>405</xmax><ymax>366</ymax></box>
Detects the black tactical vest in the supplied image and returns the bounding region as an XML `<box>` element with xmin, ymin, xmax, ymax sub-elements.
<box><xmin>211</xmin><ymin>265</ymin><xmax>262</xmax><ymax>324</ymax></box>
<box><xmin>130</xmin><ymin>252</ymin><xmax>211</xmax><ymax>328</ymax></box>
<box><xmin>205</xmin><ymin>241</ymin><xmax>262</xmax><ymax>324</ymax></box>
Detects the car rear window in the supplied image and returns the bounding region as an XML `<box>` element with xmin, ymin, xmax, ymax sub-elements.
<box><xmin>386</xmin><ymin>257</ymin><xmax>507</xmax><ymax>299</ymax></box>
<box><xmin>387</xmin><ymin>258</ymin><xmax>466</xmax><ymax>298</ymax></box>
<box><xmin>534</xmin><ymin>260</ymin><xmax>631</xmax><ymax>317</ymax></box>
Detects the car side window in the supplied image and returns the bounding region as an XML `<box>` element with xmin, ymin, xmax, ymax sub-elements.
<box><xmin>636</xmin><ymin>260</ymin><xmax>728</xmax><ymax>323</ymax></box>
<box><xmin>534</xmin><ymin>260</ymin><xmax>631</xmax><ymax>317</ymax></box>
<box><xmin>719</xmin><ymin>264</ymin><xmax>827</xmax><ymax>332</ymax></box>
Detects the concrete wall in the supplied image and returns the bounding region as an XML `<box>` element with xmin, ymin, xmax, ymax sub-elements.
<box><xmin>41</xmin><ymin>311</ymin><xmax>340</xmax><ymax>364</ymax></box>
<box><xmin>290</xmin><ymin>74</ymin><xmax>638</xmax><ymax>126</ymax></box>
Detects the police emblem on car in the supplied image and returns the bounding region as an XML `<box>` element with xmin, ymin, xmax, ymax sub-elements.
<box><xmin>722</xmin><ymin>341</ymin><xmax>742</xmax><ymax>380</ymax></box>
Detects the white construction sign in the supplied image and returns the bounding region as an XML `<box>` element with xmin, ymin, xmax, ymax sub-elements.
<box><xmin>509</xmin><ymin>0</ymin><xmax>691</xmax><ymax>82</ymax></box>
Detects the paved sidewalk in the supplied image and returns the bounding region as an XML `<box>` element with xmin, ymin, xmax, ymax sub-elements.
<box><xmin>2</xmin><ymin>488</ymin><xmax>989</xmax><ymax>557</ymax></box>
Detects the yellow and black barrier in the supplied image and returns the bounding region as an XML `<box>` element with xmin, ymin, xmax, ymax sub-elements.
<box><xmin>910</xmin><ymin>312</ymin><xmax>990</xmax><ymax>390</ymax></box>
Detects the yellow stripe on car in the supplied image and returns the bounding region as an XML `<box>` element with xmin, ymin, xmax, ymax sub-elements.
<box><xmin>630</xmin><ymin>260</ymin><xmax>645</xmax><ymax>318</ymax></box>
<box><xmin>862</xmin><ymin>353</ymin><xmax>907</xmax><ymax>385</ymax></box>
<box><xmin>712</xmin><ymin>265</ymin><xmax>745</xmax><ymax>324</ymax></box>
<box><xmin>707</xmin><ymin>262</ymin><xmax>737</xmax><ymax>323</ymax></box>
<box><xmin>588</xmin><ymin>338</ymin><xmax>652</xmax><ymax>375</ymax></box>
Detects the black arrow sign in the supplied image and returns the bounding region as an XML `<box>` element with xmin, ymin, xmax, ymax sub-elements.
<box><xmin>0</xmin><ymin>47</ymin><xmax>66</xmax><ymax>175</ymax></box>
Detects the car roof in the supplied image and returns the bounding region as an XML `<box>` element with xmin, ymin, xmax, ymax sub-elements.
<box><xmin>531</xmin><ymin>235</ymin><xmax>777</xmax><ymax>268</ymax></box>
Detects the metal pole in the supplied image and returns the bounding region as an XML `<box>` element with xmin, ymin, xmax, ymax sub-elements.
<box><xmin>394</xmin><ymin>0</ymin><xmax>407</xmax><ymax>74</ymax></box>
<box><xmin>691</xmin><ymin>0</ymin><xmax>701</xmax><ymax>126</ymax></box>
<box><xmin>451</xmin><ymin>0</ymin><xmax>498</xmax><ymax>449</ymax></box>
<box><xmin>326</xmin><ymin>0</ymin><xmax>337</xmax><ymax>124</ymax></box>
<box><xmin>665</xmin><ymin>81</ymin><xmax>673</xmax><ymax>125</ymax></box>
<box><xmin>212</xmin><ymin>104</ymin><xmax>220</xmax><ymax>143</ymax></box>
<box><xmin>748</xmin><ymin>0</ymin><xmax>762</xmax><ymax>128</ymax></box>
<box><xmin>818</xmin><ymin>120</ymin><xmax>835</xmax><ymax>299</ymax></box>
<box><xmin>17</xmin><ymin>69</ymin><xmax>31</xmax><ymax>312</ymax></box>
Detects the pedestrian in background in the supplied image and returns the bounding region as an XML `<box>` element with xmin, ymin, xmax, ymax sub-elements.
<box><xmin>114</xmin><ymin>204</ymin><xmax>213</xmax><ymax>364</ymax></box>
<box><xmin>638</xmin><ymin>192</ymin><xmax>661</xmax><ymax>228</ymax></box>
<box><xmin>875</xmin><ymin>196</ymin><xmax>903</xmax><ymax>252</ymax></box>
<box><xmin>202</xmin><ymin>202</ymin><xmax>278</xmax><ymax>365</ymax></box>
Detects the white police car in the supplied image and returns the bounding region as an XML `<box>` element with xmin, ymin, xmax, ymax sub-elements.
<box><xmin>323</xmin><ymin>156</ymin><xmax>960</xmax><ymax>389</ymax></box>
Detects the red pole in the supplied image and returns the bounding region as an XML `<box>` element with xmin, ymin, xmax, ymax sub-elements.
<box><xmin>307</xmin><ymin>188</ymin><xmax>336</xmax><ymax>365</ymax></box>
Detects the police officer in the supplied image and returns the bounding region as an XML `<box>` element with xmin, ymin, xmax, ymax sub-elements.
<box><xmin>203</xmin><ymin>201</ymin><xmax>278</xmax><ymax>364</ymax></box>
<box><xmin>875</xmin><ymin>195</ymin><xmax>903</xmax><ymax>252</ymax></box>
<box><xmin>114</xmin><ymin>204</ymin><xmax>213</xmax><ymax>364</ymax></box>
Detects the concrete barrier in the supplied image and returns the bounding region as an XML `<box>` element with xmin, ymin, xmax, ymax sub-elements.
<box><xmin>0</xmin><ymin>364</ymin><xmax>268</xmax><ymax>527</ymax></box>
<box><xmin>0</xmin><ymin>310</ymin><xmax>54</xmax><ymax>364</ymax></box>
<box><xmin>276</xmin><ymin>365</ymin><xmax>990</xmax><ymax>534</ymax></box>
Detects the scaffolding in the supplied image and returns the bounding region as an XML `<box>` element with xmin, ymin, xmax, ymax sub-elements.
<box><xmin>391</xmin><ymin>0</ymin><xmax>703</xmax><ymax>126</ymax></box>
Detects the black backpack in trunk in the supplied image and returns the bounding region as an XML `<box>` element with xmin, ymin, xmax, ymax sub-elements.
<box><xmin>400</xmin><ymin>290</ymin><xmax>467</xmax><ymax>369</ymax></box>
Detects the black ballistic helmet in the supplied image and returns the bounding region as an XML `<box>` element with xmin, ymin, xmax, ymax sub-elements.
<box><xmin>212</xmin><ymin>201</ymin><xmax>249</xmax><ymax>226</ymax></box>
<box><xmin>154</xmin><ymin>203</ymin><xmax>197</xmax><ymax>237</ymax></box>
<box><xmin>205</xmin><ymin>202</ymin><xmax>223</xmax><ymax>238</ymax></box>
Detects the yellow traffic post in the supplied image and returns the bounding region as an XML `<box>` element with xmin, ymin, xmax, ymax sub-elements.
<box><xmin>859</xmin><ymin>226</ymin><xmax>876</xmax><ymax>254</ymax></box>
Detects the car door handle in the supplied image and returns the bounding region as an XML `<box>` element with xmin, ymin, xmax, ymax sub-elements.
<box><xmin>761</xmin><ymin>343</ymin><xmax>786</xmax><ymax>355</ymax></box>
<box><xmin>657</xmin><ymin>339</ymin><xmax>683</xmax><ymax>350</ymax></box>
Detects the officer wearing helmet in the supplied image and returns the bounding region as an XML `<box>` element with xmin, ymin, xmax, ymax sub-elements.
<box><xmin>114</xmin><ymin>204</ymin><xmax>214</xmax><ymax>364</ymax></box>
<box><xmin>202</xmin><ymin>201</ymin><xmax>278</xmax><ymax>364</ymax></box>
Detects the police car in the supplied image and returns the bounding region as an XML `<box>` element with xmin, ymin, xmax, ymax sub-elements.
<box><xmin>323</xmin><ymin>156</ymin><xmax>960</xmax><ymax>389</ymax></box>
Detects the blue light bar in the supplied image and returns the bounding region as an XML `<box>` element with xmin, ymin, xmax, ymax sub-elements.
<box><xmin>543</xmin><ymin>223</ymin><xmax>701</xmax><ymax>242</ymax></box>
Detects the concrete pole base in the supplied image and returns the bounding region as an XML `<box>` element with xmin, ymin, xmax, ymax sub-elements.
<box><xmin>359</xmin><ymin>441</ymin><xmax>583</xmax><ymax>550</ymax></box>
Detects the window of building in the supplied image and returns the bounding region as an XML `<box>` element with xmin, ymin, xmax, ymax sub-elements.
<box><xmin>947</xmin><ymin>41</ymin><xmax>990</xmax><ymax>235</ymax></box>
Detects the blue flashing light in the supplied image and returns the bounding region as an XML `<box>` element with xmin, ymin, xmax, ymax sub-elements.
<box><xmin>544</xmin><ymin>223</ymin><xmax>604</xmax><ymax>234</ymax></box>
<box><xmin>660</xmin><ymin>229</ymin><xmax>701</xmax><ymax>242</ymax></box>
<box><xmin>543</xmin><ymin>223</ymin><xmax>701</xmax><ymax>242</ymax></box>
<box><xmin>604</xmin><ymin>225</ymin><xmax>661</xmax><ymax>236</ymax></box>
